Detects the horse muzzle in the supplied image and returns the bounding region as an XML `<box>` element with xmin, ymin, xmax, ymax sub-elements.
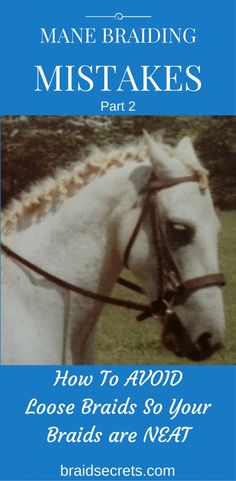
<box><xmin>161</xmin><ymin>311</ymin><xmax>223</xmax><ymax>362</ymax></box>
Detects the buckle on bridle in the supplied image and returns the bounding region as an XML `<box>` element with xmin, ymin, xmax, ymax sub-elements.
<box><xmin>136</xmin><ymin>298</ymin><xmax>170</xmax><ymax>322</ymax></box>
<box><xmin>136</xmin><ymin>275</ymin><xmax>182</xmax><ymax>323</ymax></box>
<box><xmin>167</xmin><ymin>271</ymin><xmax>181</xmax><ymax>290</ymax></box>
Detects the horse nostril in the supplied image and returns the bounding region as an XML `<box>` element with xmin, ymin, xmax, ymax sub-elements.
<box><xmin>197</xmin><ymin>332</ymin><xmax>212</xmax><ymax>350</ymax></box>
<box><xmin>197</xmin><ymin>332</ymin><xmax>223</xmax><ymax>354</ymax></box>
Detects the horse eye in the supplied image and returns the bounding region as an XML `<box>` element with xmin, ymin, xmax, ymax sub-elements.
<box><xmin>172</xmin><ymin>223</ymin><xmax>187</xmax><ymax>232</ymax></box>
<box><xmin>166</xmin><ymin>222</ymin><xmax>194</xmax><ymax>246</ymax></box>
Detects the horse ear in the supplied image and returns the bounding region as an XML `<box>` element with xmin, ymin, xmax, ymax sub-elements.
<box><xmin>175</xmin><ymin>136</ymin><xmax>201</xmax><ymax>169</ymax></box>
<box><xmin>143</xmin><ymin>130</ymin><xmax>185</xmax><ymax>177</ymax></box>
<box><xmin>175</xmin><ymin>136</ymin><xmax>209</xmax><ymax>190</ymax></box>
<box><xmin>143</xmin><ymin>130</ymin><xmax>171</xmax><ymax>167</ymax></box>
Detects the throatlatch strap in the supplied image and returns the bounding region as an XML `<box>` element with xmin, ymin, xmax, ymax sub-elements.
<box><xmin>123</xmin><ymin>195</ymin><xmax>150</xmax><ymax>269</ymax></box>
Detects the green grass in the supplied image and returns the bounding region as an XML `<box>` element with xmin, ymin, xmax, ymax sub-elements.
<box><xmin>96</xmin><ymin>211</ymin><xmax>236</xmax><ymax>365</ymax></box>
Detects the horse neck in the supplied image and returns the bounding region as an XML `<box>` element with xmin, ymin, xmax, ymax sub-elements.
<box><xmin>5</xmin><ymin>162</ymin><xmax>149</xmax><ymax>293</ymax></box>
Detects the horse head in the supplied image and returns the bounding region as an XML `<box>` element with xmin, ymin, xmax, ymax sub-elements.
<box><xmin>118</xmin><ymin>132</ymin><xmax>225</xmax><ymax>362</ymax></box>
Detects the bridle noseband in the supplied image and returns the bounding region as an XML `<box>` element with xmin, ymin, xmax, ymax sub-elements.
<box><xmin>1</xmin><ymin>173</ymin><xmax>225</xmax><ymax>325</ymax></box>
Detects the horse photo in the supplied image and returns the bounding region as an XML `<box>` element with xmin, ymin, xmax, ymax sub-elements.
<box><xmin>1</xmin><ymin>126</ymin><xmax>227</xmax><ymax>364</ymax></box>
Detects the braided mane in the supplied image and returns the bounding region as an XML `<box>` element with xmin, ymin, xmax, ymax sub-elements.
<box><xmin>2</xmin><ymin>136</ymin><xmax>208</xmax><ymax>235</ymax></box>
<box><xmin>2</xmin><ymin>141</ymin><xmax>147</xmax><ymax>234</ymax></box>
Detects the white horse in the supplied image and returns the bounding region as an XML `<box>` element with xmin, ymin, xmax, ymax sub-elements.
<box><xmin>1</xmin><ymin>132</ymin><xmax>225</xmax><ymax>364</ymax></box>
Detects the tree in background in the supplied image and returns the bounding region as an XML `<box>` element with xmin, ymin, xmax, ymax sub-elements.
<box><xmin>2</xmin><ymin>116</ymin><xmax>236</xmax><ymax>209</ymax></box>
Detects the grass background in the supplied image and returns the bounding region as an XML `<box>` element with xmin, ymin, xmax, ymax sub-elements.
<box><xmin>96</xmin><ymin>211</ymin><xmax>236</xmax><ymax>365</ymax></box>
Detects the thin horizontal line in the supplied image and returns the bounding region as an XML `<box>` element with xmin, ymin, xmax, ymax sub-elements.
<box><xmin>85</xmin><ymin>15</ymin><xmax>152</xmax><ymax>19</ymax></box>
<box><xmin>124</xmin><ymin>16</ymin><xmax>152</xmax><ymax>18</ymax></box>
<box><xmin>85</xmin><ymin>16</ymin><xmax>114</xmax><ymax>18</ymax></box>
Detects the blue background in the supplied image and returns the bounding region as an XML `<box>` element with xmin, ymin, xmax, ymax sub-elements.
<box><xmin>0</xmin><ymin>366</ymin><xmax>235</xmax><ymax>481</ymax></box>
<box><xmin>0</xmin><ymin>0</ymin><xmax>235</xmax><ymax>115</ymax></box>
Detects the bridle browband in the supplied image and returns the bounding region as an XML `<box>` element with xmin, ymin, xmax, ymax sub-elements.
<box><xmin>1</xmin><ymin>173</ymin><xmax>225</xmax><ymax>324</ymax></box>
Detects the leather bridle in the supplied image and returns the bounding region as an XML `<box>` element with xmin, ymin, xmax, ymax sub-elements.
<box><xmin>123</xmin><ymin>173</ymin><xmax>225</xmax><ymax>321</ymax></box>
<box><xmin>1</xmin><ymin>173</ymin><xmax>225</xmax><ymax>324</ymax></box>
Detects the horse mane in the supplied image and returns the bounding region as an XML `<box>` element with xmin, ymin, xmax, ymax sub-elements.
<box><xmin>2</xmin><ymin>135</ymin><xmax>208</xmax><ymax>235</ymax></box>
<box><xmin>2</xmin><ymin>138</ymin><xmax>148</xmax><ymax>234</ymax></box>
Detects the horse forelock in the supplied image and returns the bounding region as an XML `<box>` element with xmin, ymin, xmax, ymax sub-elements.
<box><xmin>2</xmin><ymin>136</ymin><xmax>208</xmax><ymax>234</ymax></box>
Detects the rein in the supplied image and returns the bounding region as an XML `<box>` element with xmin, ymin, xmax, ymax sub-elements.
<box><xmin>1</xmin><ymin>173</ymin><xmax>226</xmax><ymax>323</ymax></box>
<box><xmin>1</xmin><ymin>243</ymin><xmax>148</xmax><ymax>313</ymax></box>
